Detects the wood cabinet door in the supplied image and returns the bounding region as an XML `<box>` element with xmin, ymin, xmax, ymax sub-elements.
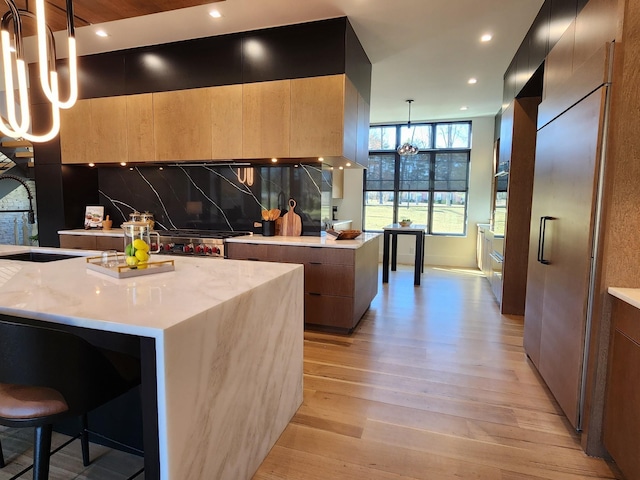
<box><xmin>59</xmin><ymin>235</ymin><xmax>97</xmax><ymax>250</ymax></box>
<box><xmin>604</xmin><ymin>299</ymin><xmax>640</xmax><ymax>480</ymax></box>
<box><xmin>96</xmin><ymin>236</ymin><xmax>125</xmax><ymax>252</ymax></box>
<box><xmin>523</xmin><ymin>136</ymin><xmax>551</xmax><ymax>369</ymax></box>
<box><xmin>242</xmin><ymin>80</ymin><xmax>290</xmax><ymax>159</ymax></box>
<box><xmin>305</xmin><ymin>263</ymin><xmax>354</xmax><ymax>296</ymax></box>
<box><xmin>536</xmin><ymin>87</ymin><xmax>605</xmax><ymax>429</ymax></box>
<box><xmin>154</xmin><ymin>88</ymin><xmax>213</xmax><ymax>161</ymax></box>
<box><xmin>355</xmin><ymin>92</ymin><xmax>370</xmax><ymax>166</ymax></box>
<box><xmin>126</xmin><ymin>93</ymin><xmax>155</xmax><ymax>161</ymax></box>
<box><xmin>290</xmin><ymin>75</ymin><xmax>344</xmax><ymax>158</ymax></box>
<box><xmin>60</xmin><ymin>99</ymin><xmax>93</xmax><ymax>164</ymax></box>
<box><xmin>211</xmin><ymin>85</ymin><xmax>243</xmax><ymax>160</ymax></box>
<box><xmin>91</xmin><ymin>96</ymin><xmax>128</xmax><ymax>163</ymax></box>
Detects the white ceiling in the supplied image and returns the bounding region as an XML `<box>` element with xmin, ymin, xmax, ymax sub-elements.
<box><xmin>54</xmin><ymin>0</ymin><xmax>545</xmax><ymax>124</ymax></box>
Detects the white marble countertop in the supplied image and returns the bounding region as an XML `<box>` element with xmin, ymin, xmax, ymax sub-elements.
<box><xmin>59</xmin><ymin>228</ymin><xmax>125</xmax><ymax>237</ymax></box>
<box><xmin>0</xmin><ymin>245</ymin><xmax>302</xmax><ymax>338</ymax></box>
<box><xmin>608</xmin><ymin>287</ymin><xmax>640</xmax><ymax>310</ymax></box>
<box><xmin>226</xmin><ymin>232</ymin><xmax>380</xmax><ymax>249</ymax></box>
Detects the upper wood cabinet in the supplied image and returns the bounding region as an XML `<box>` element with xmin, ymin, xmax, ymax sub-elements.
<box><xmin>60</xmin><ymin>75</ymin><xmax>367</xmax><ymax>164</ymax></box>
<box><xmin>126</xmin><ymin>93</ymin><xmax>155</xmax><ymax>161</ymax></box>
<box><xmin>211</xmin><ymin>84</ymin><xmax>243</xmax><ymax>160</ymax></box>
<box><xmin>356</xmin><ymin>93</ymin><xmax>370</xmax><ymax>165</ymax></box>
<box><xmin>60</xmin><ymin>96</ymin><xmax>127</xmax><ymax>164</ymax></box>
<box><xmin>153</xmin><ymin>88</ymin><xmax>213</xmax><ymax>161</ymax></box>
<box><xmin>60</xmin><ymin>99</ymin><xmax>93</xmax><ymax>164</ymax></box>
<box><xmin>242</xmin><ymin>80</ymin><xmax>290</xmax><ymax>159</ymax></box>
<box><xmin>290</xmin><ymin>74</ymin><xmax>364</xmax><ymax>161</ymax></box>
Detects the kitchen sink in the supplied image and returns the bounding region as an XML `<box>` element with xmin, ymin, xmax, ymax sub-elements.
<box><xmin>0</xmin><ymin>252</ymin><xmax>79</xmax><ymax>262</ymax></box>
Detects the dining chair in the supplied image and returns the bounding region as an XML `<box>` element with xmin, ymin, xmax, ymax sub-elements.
<box><xmin>0</xmin><ymin>319</ymin><xmax>141</xmax><ymax>479</ymax></box>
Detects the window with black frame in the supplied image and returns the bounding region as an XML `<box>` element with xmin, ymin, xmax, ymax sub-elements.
<box><xmin>364</xmin><ymin>122</ymin><xmax>471</xmax><ymax>235</ymax></box>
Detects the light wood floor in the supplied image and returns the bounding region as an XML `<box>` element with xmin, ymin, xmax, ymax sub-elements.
<box><xmin>0</xmin><ymin>266</ymin><xmax>619</xmax><ymax>479</ymax></box>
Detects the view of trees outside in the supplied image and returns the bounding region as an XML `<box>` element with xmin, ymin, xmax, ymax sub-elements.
<box><xmin>365</xmin><ymin>122</ymin><xmax>471</xmax><ymax>234</ymax></box>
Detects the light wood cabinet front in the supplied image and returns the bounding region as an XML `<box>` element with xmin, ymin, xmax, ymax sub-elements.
<box><xmin>290</xmin><ymin>75</ymin><xmax>344</xmax><ymax>158</ymax></box>
<box><xmin>91</xmin><ymin>96</ymin><xmax>128</xmax><ymax>163</ymax></box>
<box><xmin>211</xmin><ymin>85</ymin><xmax>243</xmax><ymax>160</ymax></box>
<box><xmin>126</xmin><ymin>93</ymin><xmax>155</xmax><ymax>161</ymax></box>
<box><xmin>154</xmin><ymin>88</ymin><xmax>213</xmax><ymax>161</ymax></box>
<box><xmin>242</xmin><ymin>80</ymin><xmax>290</xmax><ymax>159</ymax></box>
<box><xmin>60</xmin><ymin>99</ymin><xmax>93</xmax><ymax>164</ymax></box>
<box><xmin>60</xmin><ymin>97</ymin><xmax>128</xmax><ymax>164</ymax></box>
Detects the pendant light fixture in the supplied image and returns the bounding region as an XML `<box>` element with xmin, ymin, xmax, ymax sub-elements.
<box><xmin>397</xmin><ymin>99</ymin><xmax>419</xmax><ymax>156</ymax></box>
<box><xmin>0</xmin><ymin>0</ymin><xmax>77</xmax><ymax>143</ymax></box>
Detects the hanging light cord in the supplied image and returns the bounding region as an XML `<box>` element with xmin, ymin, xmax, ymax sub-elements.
<box><xmin>398</xmin><ymin>99</ymin><xmax>419</xmax><ymax>155</ymax></box>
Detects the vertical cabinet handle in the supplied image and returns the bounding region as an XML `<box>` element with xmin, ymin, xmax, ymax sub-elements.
<box><xmin>537</xmin><ymin>216</ymin><xmax>554</xmax><ymax>265</ymax></box>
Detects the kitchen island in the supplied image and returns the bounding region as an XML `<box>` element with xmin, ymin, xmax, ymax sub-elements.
<box><xmin>226</xmin><ymin>233</ymin><xmax>379</xmax><ymax>332</ymax></box>
<box><xmin>0</xmin><ymin>245</ymin><xmax>304</xmax><ymax>480</ymax></box>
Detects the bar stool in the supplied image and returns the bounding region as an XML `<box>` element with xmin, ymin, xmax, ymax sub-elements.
<box><xmin>0</xmin><ymin>320</ymin><xmax>141</xmax><ymax>479</ymax></box>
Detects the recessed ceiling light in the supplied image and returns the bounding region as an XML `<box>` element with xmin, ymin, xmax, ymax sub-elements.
<box><xmin>271</xmin><ymin>158</ymin><xmax>278</xmax><ymax>163</ymax></box>
<box><xmin>339</xmin><ymin>166</ymin><xmax>344</xmax><ymax>170</ymax></box>
<box><xmin>209</xmin><ymin>10</ymin><xmax>222</xmax><ymax>18</ymax></box>
<box><xmin>96</xmin><ymin>30</ymin><xmax>109</xmax><ymax>38</ymax></box>
<box><xmin>120</xmin><ymin>162</ymin><xmax>126</xmax><ymax>166</ymax></box>
<box><xmin>318</xmin><ymin>157</ymin><xmax>324</xmax><ymax>162</ymax></box>
<box><xmin>460</xmin><ymin>106</ymin><xmax>468</xmax><ymax>111</ymax></box>
<box><xmin>88</xmin><ymin>163</ymin><xmax>95</xmax><ymax>167</ymax></box>
<box><xmin>346</xmin><ymin>162</ymin><xmax>351</xmax><ymax>167</ymax></box>
<box><xmin>468</xmin><ymin>78</ymin><xmax>477</xmax><ymax>85</ymax></box>
<box><xmin>159</xmin><ymin>167</ymin><xmax>163</xmax><ymax>171</ymax></box>
<box><xmin>480</xmin><ymin>34</ymin><xmax>493</xmax><ymax>42</ymax></box>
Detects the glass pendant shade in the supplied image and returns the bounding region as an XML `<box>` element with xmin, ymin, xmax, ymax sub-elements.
<box><xmin>397</xmin><ymin>99</ymin><xmax>418</xmax><ymax>156</ymax></box>
<box><xmin>397</xmin><ymin>142</ymin><xmax>419</xmax><ymax>155</ymax></box>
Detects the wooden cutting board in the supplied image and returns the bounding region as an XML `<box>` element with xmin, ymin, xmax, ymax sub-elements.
<box><xmin>281</xmin><ymin>198</ymin><xmax>302</xmax><ymax>236</ymax></box>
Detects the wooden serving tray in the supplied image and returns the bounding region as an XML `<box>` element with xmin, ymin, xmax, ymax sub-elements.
<box><xmin>86</xmin><ymin>257</ymin><xmax>175</xmax><ymax>279</ymax></box>
<box><xmin>326</xmin><ymin>229</ymin><xmax>362</xmax><ymax>240</ymax></box>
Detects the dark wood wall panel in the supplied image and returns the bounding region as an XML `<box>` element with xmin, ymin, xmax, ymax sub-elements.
<box><xmin>502</xmin><ymin>0</ymin><xmax>591</xmax><ymax>107</ymax></box>
<box><xmin>125</xmin><ymin>34</ymin><xmax>244</xmax><ymax>94</ymax></box>
<box><xmin>345</xmin><ymin>20</ymin><xmax>372</xmax><ymax>103</ymax></box>
<box><xmin>241</xmin><ymin>19</ymin><xmax>346</xmax><ymax>84</ymax></box>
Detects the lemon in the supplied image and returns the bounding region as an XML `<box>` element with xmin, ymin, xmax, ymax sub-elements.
<box><xmin>135</xmin><ymin>250</ymin><xmax>150</xmax><ymax>262</ymax></box>
<box><xmin>133</xmin><ymin>239</ymin><xmax>150</xmax><ymax>252</ymax></box>
<box><xmin>137</xmin><ymin>261</ymin><xmax>148</xmax><ymax>270</ymax></box>
<box><xmin>125</xmin><ymin>255</ymin><xmax>139</xmax><ymax>268</ymax></box>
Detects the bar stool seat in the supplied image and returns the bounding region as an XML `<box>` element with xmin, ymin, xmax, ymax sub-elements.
<box><xmin>0</xmin><ymin>384</ymin><xmax>68</xmax><ymax>420</ymax></box>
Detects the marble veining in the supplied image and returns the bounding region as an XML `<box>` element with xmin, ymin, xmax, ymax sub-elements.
<box><xmin>97</xmin><ymin>164</ymin><xmax>324</xmax><ymax>234</ymax></box>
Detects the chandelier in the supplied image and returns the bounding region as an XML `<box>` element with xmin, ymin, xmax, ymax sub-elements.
<box><xmin>397</xmin><ymin>99</ymin><xmax>418</xmax><ymax>156</ymax></box>
<box><xmin>0</xmin><ymin>0</ymin><xmax>78</xmax><ymax>142</ymax></box>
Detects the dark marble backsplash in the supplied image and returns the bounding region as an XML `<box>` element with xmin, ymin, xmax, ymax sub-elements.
<box><xmin>98</xmin><ymin>164</ymin><xmax>329</xmax><ymax>235</ymax></box>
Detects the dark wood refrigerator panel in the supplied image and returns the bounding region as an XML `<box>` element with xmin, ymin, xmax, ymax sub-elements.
<box><xmin>524</xmin><ymin>87</ymin><xmax>606</xmax><ymax>429</ymax></box>
<box><xmin>523</xmin><ymin>138</ymin><xmax>553</xmax><ymax>369</ymax></box>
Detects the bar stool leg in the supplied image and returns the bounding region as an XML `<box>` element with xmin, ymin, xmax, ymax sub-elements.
<box><xmin>33</xmin><ymin>424</ymin><xmax>53</xmax><ymax>480</ymax></box>
<box><xmin>0</xmin><ymin>437</ymin><xmax>5</xmax><ymax>467</ymax></box>
<box><xmin>81</xmin><ymin>413</ymin><xmax>91</xmax><ymax>466</ymax></box>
